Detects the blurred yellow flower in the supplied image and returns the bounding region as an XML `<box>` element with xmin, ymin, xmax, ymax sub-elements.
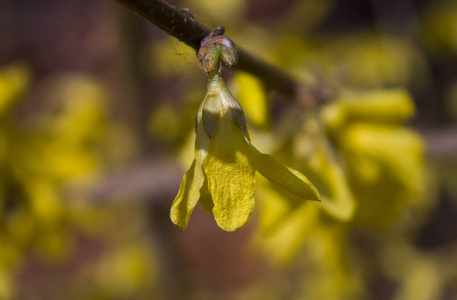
<box><xmin>231</xmin><ymin>71</ymin><xmax>271</xmax><ymax>129</ymax></box>
<box><xmin>322</xmin><ymin>89</ymin><xmax>426</xmax><ymax>228</ymax></box>
<box><xmin>0</xmin><ymin>64</ymin><xmax>30</xmax><ymax>114</ymax></box>
<box><xmin>293</xmin><ymin>116</ymin><xmax>357</xmax><ymax>222</ymax></box>
<box><xmin>171</xmin><ymin>73</ymin><xmax>319</xmax><ymax>231</ymax></box>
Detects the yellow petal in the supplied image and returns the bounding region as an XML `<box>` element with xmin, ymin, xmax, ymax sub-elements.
<box><xmin>199</xmin><ymin>176</ymin><xmax>214</xmax><ymax>214</ymax></box>
<box><xmin>302</xmin><ymin>147</ymin><xmax>356</xmax><ymax>221</ymax></box>
<box><xmin>170</xmin><ymin>161</ymin><xmax>199</xmax><ymax>229</ymax></box>
<box><xmin>341</xmin><ymin>123</ymin><xmax>425</xmax><ymax>228</ymax></box>
<box><xmin>170</xmin><ymin>121</ymin><xmax>210</xmax><ymax>230</ymax></box>
<box><xmin>204</xmin><ymin>114</ymin><xmax>256</xmax><ymax>232</ymax></box>
<box><xmin>258</xmin><ymin>201</ymin><xmax>319</xmax><ymax>264</ymax></box>
<box><xmin>246</xmin><ymin>139</ymin><xmax>320</xmax><ymax>201</ymax></box>
<box><xmin>322</xmin><ymin>89</ymin><xmax>415</xmax><ymax>141</ymax></box>
<box><xmin>257</xmin><ymin>179</ymin><xmax>293</xmax><ymax>234</ymax></box>
<box><xmin>341</xmin><ymin>89</ymin><xmax>415</xmax><ymax>122</ymax></box>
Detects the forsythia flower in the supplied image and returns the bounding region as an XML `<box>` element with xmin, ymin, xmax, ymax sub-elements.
<box><xmin>171</xmin><ymin>73</ymin><xmax>319</xmax><ymax>231</ymax></box>
<box><xmin>322</xmin><ymin>89</ymin><xmax>425</xmax><ymax>228</ymax></box>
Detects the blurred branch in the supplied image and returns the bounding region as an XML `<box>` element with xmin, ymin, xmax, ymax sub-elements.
<box><xmin>71</xmin><ymin>126</ymin><xmax>457</xmax><ymax>202</ymax></box>
<box><xmin>422</xmin><ymin>125</ymin><xmax>457</xmax><ymax>159</ymax></box>
<box><xmin>114</xmin><ymin>0</ymin><xmax>298</xmax><ymax>96</ymax></box>
<box><xmin>71</xmin><ymin>158</ymin><xmax>181</xmax><ymax>202</ymax></box>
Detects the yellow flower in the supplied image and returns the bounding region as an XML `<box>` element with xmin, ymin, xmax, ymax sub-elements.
<box><xmin>171</xmin><ymin>73</ymin><xmax>319</xmax><ymax>232</ymax></box>
<box><xmin>322</xmin><ymin>89</ymin><xmax>426</xmax><ymax>228</ymax></box>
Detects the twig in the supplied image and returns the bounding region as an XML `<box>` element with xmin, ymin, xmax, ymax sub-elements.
<box><xmin>114</xmin><ymin>0</ymin><xmax>298</xmax><ymax>96</ymax></box>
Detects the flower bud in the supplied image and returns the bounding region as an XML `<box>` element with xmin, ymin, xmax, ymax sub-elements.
<box><xmin>223</xmin><ymin>90</ymin><xmax>247</xmax><ymax>135</ymax></box>
<box><xmin>202</xmin><ymin>93</ymin><xmax>221</xmax><ymax>138</ymax></box>
<box><xmin>198</xmin><ymin>35</ymin><xmax>239</xmax><ymax>74</ymax></box>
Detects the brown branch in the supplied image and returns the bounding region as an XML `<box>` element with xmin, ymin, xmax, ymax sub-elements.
<box><xmin>114</xmin><ymin>0</ymin><xmax>298</xmax><ymax>96</ymax></box>
<box><xmin>70</xmin><ymin>127</ymin><xmax>457</xmax><ymax>202</ymax></box>
<box><xmin>422</xmin><ymin>125</ymin><xmax>457</xmax><ymax>158</ymax></box>
<box><xmin>69</xmin><ymin>158</ymin><xmax>181</xmax><ymax>202</ymax></box>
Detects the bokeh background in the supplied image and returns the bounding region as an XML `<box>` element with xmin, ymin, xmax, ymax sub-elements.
<box><xmin>1</xmin><ymin>0</ymin><xmax>457</xmax><ymax>299</ymax></box>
